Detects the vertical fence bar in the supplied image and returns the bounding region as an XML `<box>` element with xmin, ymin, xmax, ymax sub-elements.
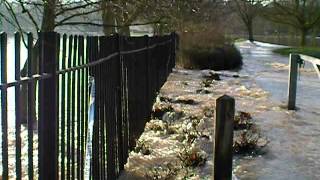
<box><xmin>66</xmin><ymin>35</ymin><xmax>73</xmax><ymax>180</ymax></box>
<box><xmin>56</xmin><ymin>33</ymin><xmax>61</xmax><ymax>178</ymax></box>
<box><xmin>79</xmin><ymin>35</ymin><xmax>85</xmax><ymax>180</ymax></box>
<box><xmin>14</xmin><ymin>32</ymin><xmax>22</xmax><ymax>180</ymax></box>
<box><xmin>214</xmin><ymin>95</ymin><xmax>234</xmax><ymax>180</ymax></box>
<box><xmin>93</xmin><ymin>59</ymin><xmax>100</xmax><ymax>179</ymax></box>
<box><xmin>288</xmin><ymin>54</ymin><xmax>299</xmax><ymax>110</ymax></box>
<box><xmin>38</xmin><ymin>32</ymin><xmax>58</xmax><ymax>180</ymax></box>
<box><xmin>92</xmin><ymin>36</ymin><xmax>100</xmax><ymax>179</ymax></box>
<box><xmin>27</xmin><ymin>32</ymin><xmax>34</xmax><ymax>180</ymax></box>
<box><xmin>144</xmin><ymin>36</ymin><xmax>151</xmax><ymax>113</ymax></box>
<box><xmin>98</xmin><ymin>36</ymin><xmax>104</xmax><ymax>179</ymax></box>
<box><xmin>83</xmin><ymin>37</ymin><xmax>89</xmax><ymax>179</ymax></box>
<box><xmin>1</xmin><ymin>32</ymin><xmax>8</xmax><ymax>180</ymax></box>
<box><xmin>61</xmin><ymin>34</ymin><xmax>67</xmax><ymax>180</ymax></box>
<box><xmin>116</xmin><ymin>35</ymin><xmax>124</xmax><ymax>171</ymax></box>
<box><xmin>120</xmin><ymin>36</ymin><xmax>129</xmax><ymax>166</ymax></box>
<box><xmin>71</xmin><ymin>36</ymin><xmax>78</xmax><ymax>179</ymax></box>
<box><xmin>76</xmin><ymin>36</ymin><xmax>82</xmax><ymax>180</ymax></box>
<box><xmin>171</xmin><ymin>33</ymin><xmax>177</xmax><ymax>70</ymax></box>
<box><xmin>87</xmin><ymin>36</ymin><xmax>94</xmax><ymax>179</ymax></box>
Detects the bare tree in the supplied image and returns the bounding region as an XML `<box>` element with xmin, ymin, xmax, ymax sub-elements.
<box><xmin>264</xmin><ymin>0</ymin><xmax>320</xmax><ymax>46</ymax></box>
<box><xmin>228</xmin><ymin>0</ymin><xmax>264</xmax><ymax>42</ymax></box>
<box><xmin>0</xmin><ymin>0</ymin><xmax>101</xmax><ymax>125</ymax></box>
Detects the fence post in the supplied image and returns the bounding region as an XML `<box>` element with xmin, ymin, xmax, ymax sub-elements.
<box><xmin>214</xmin><ymin>95</ymin><xmax>234</xmax><ymax>180</ymax></box>
<box><xmin>38</xmin><ymin>32</ymin><xmax>58</xmax><ymax>180</ymax></box>
<box><xmin>288</xmin><ymin>54</ymin><xmax>299</xmax><ymax>110</ymax></box>
<box><xmin>171</xmin><ymin>32</ymin><xmax>177</xmax><ymax>70</ymax></box>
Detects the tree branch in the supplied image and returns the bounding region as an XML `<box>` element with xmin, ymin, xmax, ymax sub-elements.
<box><xmin>56</xmin><ymin>20</ymin><xmax>163</xmax><ymax>28</ymax></box>
<box><xmin>56</xmin><ymin>1</ymin><xmax>99</xmax><ymax>16</ymax></box>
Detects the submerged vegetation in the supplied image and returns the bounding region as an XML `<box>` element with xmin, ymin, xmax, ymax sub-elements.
<box><xmin>120</xmin><ymin>69</ymin><xmax>270</xmax><ymax>179</ymax></box>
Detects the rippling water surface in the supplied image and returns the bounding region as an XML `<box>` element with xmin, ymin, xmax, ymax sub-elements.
<box><xmin>235</xmin><ymin>41</ymin><xmax>320</xmax><ymax>180</ymax></box>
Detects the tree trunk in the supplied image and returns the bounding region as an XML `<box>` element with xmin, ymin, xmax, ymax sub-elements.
<box><xmin>20</xmin><ymin>41</ymin><xmax>39</xmax><ymax>126</ymax></box>
<box><xmin>300</xmin><ymin>28</ymin><xmax>308</xmax><ymax>46</ymax></box>
<box><xmin>247</xmin><ymin>21</ymin><xmax>254</xmax><ymax>42</ymax></box>
<box><xmin>22</xmin><ymin>0</ymin><xmax>56</xmax><ymax>126</ymax></box>
<box><xmin>41</xmin><ymin>0</ymin><xmax>56</xmax><ymax>32</ymax></box>
<box><xmin>118</xmin><ymin>26</ymin><xmax>130</xmax><ymax>36</ymax></box>
<box><xmin>101</xmin><ymin>1</ymin><xmax>117</xmax><ymax>36</ymax></box>
<box><xmin>116</xmin><ymin>14</ymin><xmax>130</xmax><ymax>36</ymax></box>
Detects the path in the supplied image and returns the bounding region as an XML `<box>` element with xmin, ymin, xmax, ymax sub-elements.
<box><xmin>235</xmin><ymin>41</ymin><xmax>320</xmax><ymax>179</ymax></box>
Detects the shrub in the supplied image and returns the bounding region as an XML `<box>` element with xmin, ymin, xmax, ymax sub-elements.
<box><xmin>177</xmin><ymin>31</ymin><xmax>243</xmax><ymax>70</ymax></box>
<box><xmin>180</xmin><ymin>44</ymin><xmax>243</xmax><ymax>70</ymax></box>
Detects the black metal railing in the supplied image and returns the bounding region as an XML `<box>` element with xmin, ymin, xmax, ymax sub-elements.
<box><xmin>0</xmin><ymin>31</ymin><xmax>177</xmax><ymax>180</ymax></box>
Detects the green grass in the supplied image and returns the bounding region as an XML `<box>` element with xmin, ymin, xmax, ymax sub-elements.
<box><xmin>234</xmin><ymin>38</ymin><xmax>247</xmax><ymax>43</ymax></box>
<box><xmin>273</xmin><ymin>47</ymin><xmax>320</xmax><ymax>58</ymax></box>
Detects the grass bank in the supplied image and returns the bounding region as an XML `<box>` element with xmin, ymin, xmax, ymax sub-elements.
<box><xmin>273</xmin><ymin>47</ymin><xmax>320</xmax><ymax>58</ymax></box>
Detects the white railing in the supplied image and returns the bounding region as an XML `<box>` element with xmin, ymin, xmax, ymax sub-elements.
<box><xmin>299</xmin><ymin>54</ymin><xmax>320</xmax><ymax>79</ymax></box>
<box><xmin>287</xmin><ymin>54</ymin><xmax>320</xmax><ymax>110</ymax></box>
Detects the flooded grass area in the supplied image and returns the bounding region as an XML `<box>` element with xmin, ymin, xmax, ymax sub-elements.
<box><xmin>234</xmin><ymin>41</ymin><xmax>320</xmax><ymax>179</ymax></box>
<box><xmin>120</xmin><ymin>40</ymin><xmax>320</xmax><ymax>179</ymax></box>
<box><xmin>119</xmin><ymin>67</ymin><xmax>270</xmax><ymax>179</ymax></box>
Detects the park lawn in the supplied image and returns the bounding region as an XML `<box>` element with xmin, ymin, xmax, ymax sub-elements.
<box><xmin>273</xmin><ymin>47</ymin><xmax>320</xmax><ymax>58</ymax></box>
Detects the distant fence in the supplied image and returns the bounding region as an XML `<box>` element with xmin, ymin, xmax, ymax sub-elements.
<box><xmin>0</xmin><ymin>32</ymin><xmax>177</xmax><ymax>179</ymax></box>
<box><xmin>227</xmin><ymin>34</ymin><xmax>320</xmax><ymax>46</ymax></box>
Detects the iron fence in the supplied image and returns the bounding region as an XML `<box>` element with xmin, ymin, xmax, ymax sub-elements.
<box><xmin>0</xmin><ymin>31</ymin><xmax>177</xmax><ymax>180</ymax></box>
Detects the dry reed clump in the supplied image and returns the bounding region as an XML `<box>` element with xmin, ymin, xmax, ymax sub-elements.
<box><xmin>233</xmin><ymin>129</ymin><xmax>268</xmax><ymax>155</ymax></box>
<box><xmin>152</xmin><ymin>101</ymin><xmax>174</xmax><ymax>120</ymax></box>
<box><xmin>133</xmin><ymin>139</ymin><xmax>152</xmax><ymax>155</ymax></box>
<box><xmin>145</xmin><ymin>163</ymin><xmax>178</xmax><ymax>180</ymax></box>
<box><xmin>233</xmin><ymin>111</ymin><xmax>269</xmax><ymax>154</ymax></box>
<box><xmin>145</xmin><ymin>120</ymin><xmax>168</xmax><ymax>132</ymax></box>
<box><xmin>178</xmin><ymin>144</ymin><xmax>207</xmax><ymax>168</ymax></box>
<box><xmin>234</xmin><ymin>111</ymin><xmax>254</xmax><ymax>130</ymax></box>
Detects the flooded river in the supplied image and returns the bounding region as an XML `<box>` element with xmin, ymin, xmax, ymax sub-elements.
<box><xmin>1</xmin><ymin>37</ymin><xmax>320</xmax><ymax>179</ymax></box>
<box><xmin>235</xmin><ymin>41</ymin><xmax>320</xmax><ymax>179</ymax></box>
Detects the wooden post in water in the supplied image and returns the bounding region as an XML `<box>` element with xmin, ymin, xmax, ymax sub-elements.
<box><xmin>288</xmin><ymin>54</ymin><xmax>299</xmax><ymax>110</ymax></box>
<box><xmin>214</xmin><ymin>95</ymin><xmax>235</xmax><ymax>180</ymax></box>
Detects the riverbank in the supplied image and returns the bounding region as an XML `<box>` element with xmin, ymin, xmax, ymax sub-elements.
<box><xmin>273</xmin><ymin>47</ymin><xmax>320</xmax><ymax>58</ymax></box>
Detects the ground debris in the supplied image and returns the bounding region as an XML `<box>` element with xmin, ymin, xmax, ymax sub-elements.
<box><xmin>196</xmin><ymin>89</ymin><xmax>211</xmax><ymax>94</ymax></box>
<box><xmin>202</xmin><ymin>72</ymin><xmax>221</xmax><ymax>81</ymax></box>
